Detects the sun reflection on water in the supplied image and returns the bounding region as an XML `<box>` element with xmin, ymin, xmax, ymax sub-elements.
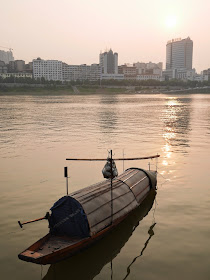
<box><xmin>160</xmin><ymin>97</ymin><xmax>184</xmax><ymax>181</ymax></box>
<box><xmin>167</xmin><ymin>98</ymin><xmax>179</xmax><ymax>107</ymax></box>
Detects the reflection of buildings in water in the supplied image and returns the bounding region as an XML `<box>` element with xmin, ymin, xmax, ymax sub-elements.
<box><xmin>208</xmin><ymin>113</ymin><xmax>210</xmax><ymax>135</ymax></box>
<box><xmin>99</xmin><ymin>94</ymin><xmax>120</xmax><ymax>106</ymax></box>
<box><xmin>43</xmin><ymin>190</ymin><xmax>157</xmax><ymax>280</ymax></box>
<box><xmin>99</xmin><ymin>110</ymin><xmax>118</xmax><ymax>132</ymax></box>
<box><xmin>161</xmin><ymin>97</ymin><xmax>192</xmax><ymax>163</ymax></box>
<box><xmin>0</xmin><ymin>97</ymin><xmax>29</xmax><ymax>147</ymax></box>
<box><xmin>204</xmin><ymin>107</ymin><xmax>210</xmax><ymax>135</ymax></box>
<box><xmin>188</xmin><ymin>96</ymin><xmax>210</xmax><ymax>138</ymax></box>
<box><xmin>98</xmin><ymin>95</ymin><xmax>119</xmax><ymax>135</ymax></box>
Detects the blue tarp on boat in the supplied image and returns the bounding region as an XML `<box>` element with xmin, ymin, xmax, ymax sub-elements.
<box><xmin>49</xmin><ymin>196</ymin><xmax>90</xmax><ymax>238</ymax></box>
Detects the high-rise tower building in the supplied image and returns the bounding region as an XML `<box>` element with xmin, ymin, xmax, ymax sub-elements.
<box><xmin>99</xmin><ymin>49</ymin><xmax>118</xmax><ymax>74</ymax></box>
<box><xmin>166</xmin><ymin>37</ymin><xmax>193</xmax><ymax>70</ymax></box>
<box><xmin>0</xmin><ymin>50</ymin><xmax>14</xmax><ymax>64</ymax></box>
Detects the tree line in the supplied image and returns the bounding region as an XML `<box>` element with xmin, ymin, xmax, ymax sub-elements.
<box><xmin>0</xmin><ymin>75</ymin><xmax>210</xmax><ymax>88</ymax></box>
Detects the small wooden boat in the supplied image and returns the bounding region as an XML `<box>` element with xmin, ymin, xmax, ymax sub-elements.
<box><xmin>18</xmin><ymin>154</ymin><xmax>159</xmax><ymax>265</ymax></box>
<box><xmin>43</xmin><ymin>190</ymin><xmax>157</xmax><ymax>280</ymax></box>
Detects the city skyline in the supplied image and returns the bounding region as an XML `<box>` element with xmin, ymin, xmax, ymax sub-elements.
<box><xmin>1</xmin><ymin>38</ymin><xmax>209</xmax><ymax>83</ymax></box>
<box><xmin>1</xmin><ymin>0</ymin><xmax>210</xmax><ymax>72</ymax></box>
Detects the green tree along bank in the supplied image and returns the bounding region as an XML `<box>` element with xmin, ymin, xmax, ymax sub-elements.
<box><xmin>1</xmin><ymin>76</ymin><xmax>210</xmax><ymax>93</ymax></box>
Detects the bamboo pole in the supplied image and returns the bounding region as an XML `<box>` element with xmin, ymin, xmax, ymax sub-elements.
<box><xmin>66</xmin><ymin>155</ymin><xmax>160</xmax><ymax>161</ymax></box>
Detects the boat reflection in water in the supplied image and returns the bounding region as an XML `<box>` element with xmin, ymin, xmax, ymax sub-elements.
<box><xmin>43</xmin><ymin>190</ymin><xmax>157</xmax><ymax>280</ymax></box>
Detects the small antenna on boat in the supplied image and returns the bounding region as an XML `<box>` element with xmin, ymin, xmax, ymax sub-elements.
<box><xmin>64</xmin><ymin>167</ymin><xmax>69</xmax><ymax>195</ymax></box>
<box><xmin>110</xmin><ymin>150</ymin><xmax>113</xmax><ymax>224</ymax></box>
<box><xmin>156</xmin><ymin>153</ymin><xmax>158</xmax><ymax>172</ymax></box>
<box><xmin>123</xmin><ymin>149</ymin><xmax>125</xmax><ymax>172</ymax></box>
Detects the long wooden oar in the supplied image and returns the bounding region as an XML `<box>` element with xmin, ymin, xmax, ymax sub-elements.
<box><xmin>18</xmin><ymin>212</ymin><xmax>50</xmax><ymax>228</ymax></box>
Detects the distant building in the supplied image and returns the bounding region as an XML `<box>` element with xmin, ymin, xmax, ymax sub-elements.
<box><xmin>88</xmin><ymin>64</ymin><xmax>102</xmax><ymax>81</ymax></box>
<box><xmin>62</xmin><ymin>63</ymin><xmax>101</xmax><ymax>82</ymax></box>
<box><xmin>175</xmin><ymin>68</ymin><xmax>195</xmax><ymax>80</ymax></box>
<box><xmin>8</xmin><ymin>61</ymin><xmax>15</xmax><ymax>73</ymax></box>
<box><xmin>0</xmin><ymin>61</ymin><xmax>7</xmax><ymax>73</ymax></box>
<box><xmin>133</xmin><ymin>62</ymin><xmax>162</xmax><ymax>76</ymax></box>
<box><xmin>163</xmin><ymin>37</ymin><xmax>193</xmax><ymax>81</ymax></box>
<box><xmin>0</xmin><ymin>49</ymin><xmax>14</xmax><ymax>64</ymax></box>
<box><xmin>136</xmin><ymin>74</ymin><xmax>162</xmax><ymax>81</ymax></box>
<box><xmin>0</xmin><ymin>73</ymin><xmax>32</xmax><ymax>79</ymax></box>
<box><xmin>101</xmin><ymin>73</ymin><xmax>124</xmax><ymax>80</ymax></box>
<box><xmin>33</xmin><ymin>58</ymin><xmax>63</xmax><ymax>81</ymax></box>
<box><xmin>118</xmin><ymin>65</ymin><xmax>137</xmax><ymax>79</ymax></box>
<box><xmin>166</xmin><ymin>37</ymin><xmax>193</xmax><ymax>70</ymax></box>
<box><xmin>14</xmin><ymin>60</ymin><xmax>25</xmax><ymax>72</ymax></box>
<box><xmin>162</xmin><ymin>67</ymin><xmax>207</xmax><ymax>82</ymax></box>
<box><xmin>24</xmin><ymin>62</ymin><xmax>33</xmax><ymax>73</ymax></box>
<box><xmin>193</xmin><ymin>73</ymin><xmax>208</xmax><ymax>82</ymax></box>
<box><xmin>147</xmin><ymin>62</ymin><xmax>163</xmax><ymax>70</ymax></box>
<box><xmin>202</xmin><ymin>68</ymin><xmax>210</xmax><ymax>81</ymax></box>
<box><xmin>162</xmin><ymin>69</ymin><xmax>176</xmax><ymax>80</ymax></box>
<box><xmin>99</xmin><ymin>49</ymin><xmax>118</xmax><ymax>74</ymax></box>
<box><xmin>7</xmin><ymin>60</ymin><xmax>31</xmax><ymax>73</ymax></box>
<box><xmin>62</xmin><ymin>63</ymin><xmax>84</xmax><ymax>81</ymax></box>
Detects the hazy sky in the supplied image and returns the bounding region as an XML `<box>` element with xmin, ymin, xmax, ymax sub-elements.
<box><xmin>1</xmin><ymin>0</ymin><xmax>210</xmax><ymax>72</ymax></box>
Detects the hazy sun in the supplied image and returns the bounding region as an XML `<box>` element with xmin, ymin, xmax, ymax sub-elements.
<box><xmin>165</xmin><ymin>15</ymin><xmax>177</xmax><ymax>28</ymax></box>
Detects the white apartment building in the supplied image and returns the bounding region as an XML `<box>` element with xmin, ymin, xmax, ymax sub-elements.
<box><xmin>185</xmin><ymin>69</ymin><xmax>208</xmax><ymax>82</ymax></box>
<box><xmin>99</xmin><ymin>49</ymin><xmax>118</xmax><ymax>74</ymax></box>
<box><xmin>193</xmin><ymin>74</ymin><xmax>208</xmax><ymax>82</ymax></box>
<box><xmin>62</xmin><ymin>63</ymin><xmax>101</xmax><ymax>81</ymax></box>
<box><xmin>175</xmin><ymin>68</ymin><xmax>195</xmax><ymax>80</ymax></box>
<box><xmin>63</xmin><ymin>64</ymin><xmax>84</xmax><ymax>81</ymax></box>
<box><xmin>136</xmin><ymin>74</ymin><xmax>162</xmax><ymax>81</ymax></box>
<box><xmin>166</xmin><ymin>37</ymin><xmax>193</xmax><ymax>70</ymax></box>
<box><xmin>0</xmin><ymin>73</ymin><xmax>32</xmax><ymax>79</ymax></box>
<box><xmin>162</xmin><ymin>67</ymin><xmax>207</xmax><ymax>82</ymax></box>
<box><xmin>0</xmin><ymin>50</ymin><xmax>14</xmax><ymax>64</ymax></box>
<box><xmin>88</xmin><ymin>64</ymin><xmax>102</xmax><ymax>81</ymax></box>
<box><xmin>33</xmin><ymin>58</ymin><xmax>63</xmax><ymax>81</ymax></box>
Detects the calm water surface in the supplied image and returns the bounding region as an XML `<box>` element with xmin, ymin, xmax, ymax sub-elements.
<box><xmin>0</xmin><ymin>93</ymin><xmax>210</xmax><ymax>280</ymax></box>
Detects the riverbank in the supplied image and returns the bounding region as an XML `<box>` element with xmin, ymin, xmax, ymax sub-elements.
<box><xmin>0</xmin><ymin>85</ymin><xmax>73</xmax><ymax>95</ymax></box>
<box><xmin>0</xmin><ymin>85</ymin><xmax>130</xmax><ymax>95</ymax></box>
<box><xmin>1</xmin><ymin>84</ymin><xmax>210</xmax><ymax>95</ymax></box>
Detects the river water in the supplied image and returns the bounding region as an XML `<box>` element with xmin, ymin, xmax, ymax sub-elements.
<box><xmin>0</xmin><ymin>93</ymin><xmax>209</xmax><ymax>280</ymax></box>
